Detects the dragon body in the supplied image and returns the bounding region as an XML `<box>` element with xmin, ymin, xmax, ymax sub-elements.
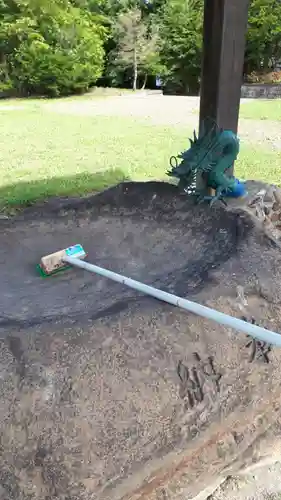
<box><xmin>167</xmin><ymin>121</ymin><xmax>244</xmax><ymax>204</ymax></box>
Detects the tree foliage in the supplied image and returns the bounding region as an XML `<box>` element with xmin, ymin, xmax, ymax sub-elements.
<box><xmin>0</xmin><ymin>0</ymin><xmax>106</xmax><ymax>96</ymax></box>
<box><xmin>109</xmin><ymin>7</ymin><xmax>162</xmax><ymax>90</ymax></box>
<box><xmin>1</xmin><ymin>0</ymin><xmax>281</xmax><ymax>96</ymax></box>
<box><xmin>157</xmin><ymin>0</ymin><xmax>203</xmax><ymax>94</ymax></box>
<box><xmin>245</xmin><ymin>0</ymin><xmax>281</xmax><ymax>74</ymax></box>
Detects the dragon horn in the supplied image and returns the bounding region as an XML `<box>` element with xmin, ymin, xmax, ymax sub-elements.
<box><xmin>193</xmin><ymin>130</ymin><xmax>198</xmax><ymax>142</ymax></box>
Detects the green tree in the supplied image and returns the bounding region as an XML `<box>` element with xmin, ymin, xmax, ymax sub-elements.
<box><xmin>0</xmin><ymin>0</ymin><xmax>106</xmax><ymax>96</ymax></box>
<box><xmin>109</xmin><ymin>7</ymin><xmax>161</xmax><ymax>90</ymax></box>
<box><xmin>70</xmin><ymin>0</ymin><xmax>166</xmax><ymax>89</ymax></box>
<box><xmin>157</xmin><ymin>0</ymin><xmax>203</xmax><ymax>94</ymax></box>
<box><xmin>71</xmin><ymin>0</ymin><xmax>144</xmax><ymax>16</ymax></box>
<box><xmin>245</xmin><ymin>0</ymin><xmax>281</xmax><ymax>74</ymax></box>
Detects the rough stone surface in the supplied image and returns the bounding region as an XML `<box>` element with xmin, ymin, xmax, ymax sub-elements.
<box><xmin>208</xmin><ymin>462</ymin><xmax>281</xmax><ymax>500</ymax></box>
<box><xmin>241</xmin><ymin>84</ymin><xmax>281</xmax><ymax>99</ymax></box>
<box><xmin>1</xmin><ymin>181</ymin><xmax>281</xmax><ymax>500</ymax></box>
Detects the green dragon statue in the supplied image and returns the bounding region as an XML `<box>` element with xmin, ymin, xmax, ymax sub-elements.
<box><xmin>167</xmin><ymin>120</ymin><xmax>245</xmax><ymax>204</ymax></box>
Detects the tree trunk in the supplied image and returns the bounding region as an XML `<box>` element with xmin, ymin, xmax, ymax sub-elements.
<box><xmin>133</xmin><ymin>48</ymin><xmax>138</xmax><ymax>91</ymax></box>
<box><xmin>141</xmin><ymin>73</ymin><xmax>147</xmax><ymax>90</ymax></box>
<box><xmin>198</xmin><ymin>0</ymin><xmax>249</xmax><ymax>191</ymax></box>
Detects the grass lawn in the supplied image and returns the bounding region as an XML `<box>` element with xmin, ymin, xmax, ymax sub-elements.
<box><xmin>240</xmin><ymin>99</ymin><xmax>281</xmax><ymax>121</ymax></box>
<box><xmin>0</xmin><ymin>100</ymin><xmax>280</xmax><ymax>210</ymax></box>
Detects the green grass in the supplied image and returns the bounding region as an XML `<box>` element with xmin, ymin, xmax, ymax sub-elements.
<box><xmin>240</xmin><ymin>99</ymin><xmax>281</xmax><ymax>120</ymax></box>
<box><xmin>0</xmin><ymin>100</ymin><xmax>280</xmax><ymax>210</ymax></box>
<box><xmin>237</xmin><ymin>145</ymin><xmax>281</xmax><ymax>184</ymax></box>
<box><xmin>0</xmin><ymin>107</ymin><xmax>185</xmax><ymax>208</ymax></box>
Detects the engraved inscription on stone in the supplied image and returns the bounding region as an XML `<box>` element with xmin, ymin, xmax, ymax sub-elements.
<box><xmin>157</xmin><ymin>488</ymin><xmax>170</xmax><ymax>500</ymax></box>
<box><xmin>242</xmin><ymin>317</ymin><xmax>272</xmax><ymax>363</ymax></box>
<box><xmin>177</xmin><ymin>353</ymin><xmax>222</xmax><ymax>410</ymax></box>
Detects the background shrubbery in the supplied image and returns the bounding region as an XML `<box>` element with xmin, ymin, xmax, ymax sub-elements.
<box><xmin>1</xmin><ymin>0</ymin><xmax>281</xmax><ymax>97</ymax></box>
<box><xmin>246</xmin><ymin>71</ymin><xmax>281</xmax><ymax>84</ymax></box>
<box><xmin>0</xmin><ymin>0</ymin><xmax>106</xmax><ymax>96</ymax></box>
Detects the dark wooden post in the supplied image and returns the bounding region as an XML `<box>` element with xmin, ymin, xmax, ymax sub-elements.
<box><xmin>199</xmin><ymin>0</ymin><xmax>249</xmax><ymax>181</ymax></box>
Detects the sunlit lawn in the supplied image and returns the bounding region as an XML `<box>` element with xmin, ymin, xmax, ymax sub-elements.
<box><xmin>0</xmin><ymin>97</ymin><xmax>280</xmax><ymax>210</ymax></box>
<box><xmin>239</xmin><ymin>99</ymin><xmax>281</xmax><ymax>121</ymax></box>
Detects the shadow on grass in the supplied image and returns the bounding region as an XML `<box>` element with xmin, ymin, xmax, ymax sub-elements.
<box><xmin>0</xmin><ymin>168</ymin><xmax>129</xmax><ymax>211</ymax></box>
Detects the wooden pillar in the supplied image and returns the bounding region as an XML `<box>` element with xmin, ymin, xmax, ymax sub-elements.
<box><xmin>199</xmin><ymin>0</ymin><xmax>249</xmax><ymax>179</ymax></box>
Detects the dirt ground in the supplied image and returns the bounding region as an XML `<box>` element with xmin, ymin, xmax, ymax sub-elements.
<box><xmin>1</xmin><ymin>181</ymin><xmax>281</xmax><ymax>500</ymax></box>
